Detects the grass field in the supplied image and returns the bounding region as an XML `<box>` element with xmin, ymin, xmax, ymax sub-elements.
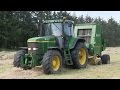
<box><xmin>0</xmin><ymin>47</ymin><xmax>120</xmax><ymax>79</ymax></box>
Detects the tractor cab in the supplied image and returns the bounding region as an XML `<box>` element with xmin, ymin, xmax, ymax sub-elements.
<box><xmin>42</xmin><ymin>19</ymin><xmax>74</xmax><ymax>36</ymax></box>
<box><xmin>41</xmin><ymin>19</ymin><xmax>74</xmax><ymax>49</ymax></box>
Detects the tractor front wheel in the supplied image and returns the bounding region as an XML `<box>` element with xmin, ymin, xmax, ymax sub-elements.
<box><xmin>42</xmin><ymin>50</ymin><xmax>62</xmax><ymax>74</ymax></box>
<box><xmin>71</xmin><ymin>42</ymin><xmax>88</xmax><ymax>69</ymax></box>
<box><xmin>13</xmin><ymin>50</ymin><xmax>27</xmax><ymax>67</ymax></box>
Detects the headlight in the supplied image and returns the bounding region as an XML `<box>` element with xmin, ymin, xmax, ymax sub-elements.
<box><xmin>28</xmin><ymin>48</ymin><xmax>31</xmax><ymax>50</ymax></box>
<box><xmin>33</xmin><ymin>48</ymin><xmax>38</xmax><ymax>50</ymax></box>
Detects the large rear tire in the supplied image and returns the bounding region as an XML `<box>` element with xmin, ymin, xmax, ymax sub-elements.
<box><xmin>42</xmin><ymin>50</ymin><xmax>62</xmax><ymax>74</ymax></box>
<box><xmin>71</xmin><ymin>42</ymin><xmax>88</xmax><ymax>69</ymax></box>
<box><xmin>13</xmin><ymin>50</ymin><xmax>27</xmax><ymax>67</ymax></box>
<box><xmin>101</xmin><ymin>54</ymin><xmax>110</xmax><ymax>64</ymax></box>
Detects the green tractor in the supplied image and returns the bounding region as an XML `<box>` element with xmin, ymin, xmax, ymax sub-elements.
<box><xmin>13</xmin><ymin>19</ymin><xmax>88</xmax><ymax>74</ymax></box>
<box><xmin>74</xmin><ymin>23</ymin><xmax>110</xmax><ymax>65</ymax></box>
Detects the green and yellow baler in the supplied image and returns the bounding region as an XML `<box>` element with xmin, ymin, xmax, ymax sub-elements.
<box><xmin>74</xmin><ymin>23</ymin><xmax>110</xmax><ymax>65</ymax></box>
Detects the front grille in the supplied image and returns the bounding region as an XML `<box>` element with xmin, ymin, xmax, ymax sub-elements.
<box><xmin>28</xmin><ymin>42</ymin><xmax>37</xmax><ymax>54</ymax></box>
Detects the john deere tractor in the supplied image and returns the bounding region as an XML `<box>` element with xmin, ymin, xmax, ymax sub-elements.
<box><xmin>13</xmin><ymin>18</ymin><xmax>88</xmax><ymax>74</ymax></box>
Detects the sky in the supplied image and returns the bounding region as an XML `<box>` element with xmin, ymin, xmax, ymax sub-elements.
<box><xmin>67</xmin><ymin>11</ymin><xmax>120</xmax><ymax>23</ymax></box>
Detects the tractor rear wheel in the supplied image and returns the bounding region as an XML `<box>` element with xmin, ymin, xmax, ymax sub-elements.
<box><xmin>71</xmin><ymin>42</ymin><xmax>88</xmax><ymax>69</ymax></box>
<box><xmin>42</xmin><ymin>50</ymin><xmax>62</xmax><ymax>74</ymax></box>
<box><xmin>13</xmin><ymin>50</ymin><xmax>27</xmax><ymax>67</ymax></box>
<box><xmin>101</xmin><ymin>54</ymin><xmax>110</xmax><ymax>64</ymax></box>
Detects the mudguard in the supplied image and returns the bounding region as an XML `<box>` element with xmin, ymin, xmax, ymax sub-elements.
<box><xmin>69</xmin><ymin>38</ymin><xmax>85</xmax><ymax>50</ymax></box>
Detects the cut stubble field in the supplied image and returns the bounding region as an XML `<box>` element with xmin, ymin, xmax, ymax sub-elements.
<box><xmin>0</xmin><ymin>47</ymin><xmax>120</xmax><ymax>79</ymax></box>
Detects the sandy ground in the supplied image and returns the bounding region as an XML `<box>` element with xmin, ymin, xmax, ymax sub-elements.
<box><xmin>0</xmin><ymin>47</ymin><xmax>120</xmax><ymax>79</ymax></box>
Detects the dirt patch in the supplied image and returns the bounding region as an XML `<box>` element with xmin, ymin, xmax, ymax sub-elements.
<box><xmin>102</xmin><ymin>47</ymin><xmax>120</xmax><ymax>54</ymax></box>
<box><xmin>0</xmin><ymin>51</ymin><xmax>16</xmax><ymax>60</ymax></box>
<box><xmin>0</xmin><ymin>67</ymin><xmax>43</xmax><ymax>79</ymax></box>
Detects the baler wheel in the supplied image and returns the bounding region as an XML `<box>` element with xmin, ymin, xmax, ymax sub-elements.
<box><xmin>101</xmin><ymin>54</ymin><xmax>110</xmax><ymax>64</ymax></box>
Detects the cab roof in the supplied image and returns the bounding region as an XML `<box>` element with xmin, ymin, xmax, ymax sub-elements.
<box><xmin>43</xmin><ymin>19</ymin><xmax>74</xmax><ymax>24</ymax></box>
<box><xmin>75</xmin><ymin>23</ymin><xmax>98</xmax><ymax>26</ymax></box>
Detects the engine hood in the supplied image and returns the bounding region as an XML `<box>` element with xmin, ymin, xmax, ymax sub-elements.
<box><xmin>27</xmin><ymin>36</ymin><xmax>56</xmax><ymax>43</ymax></box>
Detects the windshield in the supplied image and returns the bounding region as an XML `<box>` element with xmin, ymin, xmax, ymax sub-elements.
<box><xmin>42</xmin><ymin>23</ymin><xmax>62</xmax><ymax>36</ymax></box>
<box><xmin>64</xmin><ymin>22</ymin><xmax>74</xmax><ymax>36</ymax></box>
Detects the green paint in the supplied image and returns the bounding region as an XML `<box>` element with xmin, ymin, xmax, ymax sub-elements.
<box><xmin>18</xmin><ymin>20</ymin><xmax>86</xmax><ymax>68</ymax></box>
<box><xmin>74</xmin><ymin>23</ymin><xmax>106</xmax><ymax>57</ymax></box>
<box><xmin>27</xmin><ymin>36</ymin><xmax>56</xmax><ymax>43</ymax></box>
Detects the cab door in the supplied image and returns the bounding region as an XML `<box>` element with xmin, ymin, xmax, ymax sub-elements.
<box><xmin>63</xmin><ymin>21</ymin><xmax>74</xmax><ymax>49</ymax></box>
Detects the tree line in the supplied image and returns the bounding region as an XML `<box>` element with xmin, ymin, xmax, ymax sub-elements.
<box><xmin>0</xmin><ymin>11</ymin><xmax>120</xmax><ymax>49</ymax></box>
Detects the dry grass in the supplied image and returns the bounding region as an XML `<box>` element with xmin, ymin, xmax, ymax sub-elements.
<box><xmin>0</xmin><ymin>47</ymin><xmax>120</xmax><ymax>79</ymax></box>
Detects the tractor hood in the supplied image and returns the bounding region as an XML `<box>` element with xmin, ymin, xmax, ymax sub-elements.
<box><xmin>27</xmin><ymin>36</ymin><xmax>56</xmax><ymax>43</ymax></box>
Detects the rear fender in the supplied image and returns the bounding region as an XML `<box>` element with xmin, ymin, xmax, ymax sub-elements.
<box><xmin>70</xmin><ymin>38</ymin><xmax>85</xmax><ymax>50</ymax></box>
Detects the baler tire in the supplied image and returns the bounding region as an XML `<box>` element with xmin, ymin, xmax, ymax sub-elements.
<box><xmin>42</xmin><ymin>50</ymin><xmax>62</xmax><ymax>74</ymax></box>
<box><xmin>71</xmin><ymin>42</ymin><xmax>88</xmax><ymax>69</ymax></box>
<box><xmin>101</xmin><ymin>54</ymin><xmax>110</xmax><ymax>64</ymax></box>
<box><xmin>13</xmin><ymin>50</ymin><xmax>27</xmax><ymax>67</ymax></box>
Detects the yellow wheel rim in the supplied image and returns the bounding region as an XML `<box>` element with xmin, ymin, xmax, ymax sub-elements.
<box><xmin>51</xmin><ymin>56</ymin><xmax>60</xmax><ymax>71</ymax></box>
<box><xmin>78</xmin><ymin>48</ymin><xmax>86</xmax><ymax>65</ymax></box>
